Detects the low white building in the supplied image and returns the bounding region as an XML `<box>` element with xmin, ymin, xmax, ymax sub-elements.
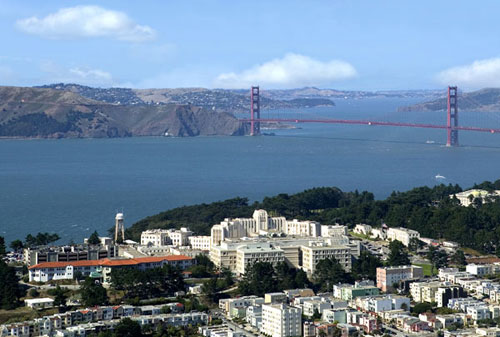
<box><xmin>387</xmin><ymin>227</ymin><xmax>420</xmax><ymax>247</ymax></box>
<box><xmin>321</xmin><ymin>225</ymin><xmax>348</xmax><ymax>237</ymax></box>
<box><xmin>141</xmin><ymin>229</ymin><xmax>170</xmax><ymax>246</ymax></box>
<box><xmin>28</xmin><ymin>255</ymin><xmax>194</xmax><ymax>283</ymax></box>
<box><xmin>261</xmin><ymin>304</ymin><xmax>302</xmax><ymax>337</ymax></box>
<box><xmin>140</xmin><ymin>228</ymin><xmax>193</xmax><ymax>247</ymax></box>
<box><xmin>353</xmin><ymin>224</ymin><xmax>372</xmax><ymax>236</ymax></box>
<box><xmin>451</xmin><ymin>189</ymin><xmax>500</xmax><ymax>207</ymax></box>
<box><xmin>302</xmin><ymin>299</ymin><xmax>332</xmax><ymax>317</ymax></box>
<box><xmin>219</xmin><ymin>296</ymin><xmax>264</xmax><ymax>317</ymax></box>
<box><xmin>466</xmin><ymin>264</ymin><xmax>500</xmax><ymax>276</ymax></box>
<box><xmin>25</xmin><ymin>298</ymin><xmax>54</xmax><ymax>309</ymax></box>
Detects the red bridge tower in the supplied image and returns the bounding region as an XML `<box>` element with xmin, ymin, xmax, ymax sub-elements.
<box><xmin>250</xmin><ymin>86</ymin><xmax>260</xmax><ymax>136</ymax></box>
<box><xmin>447</xmin><ymin>86</ymin><xmax>459</xmax><ymax>147</ymax></box>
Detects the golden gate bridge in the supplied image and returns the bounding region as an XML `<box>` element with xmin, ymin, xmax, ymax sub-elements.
<box><xmin>239</xmin><ymin>86</ymin><xmax>500</xmax><ymax>147</ymax></box>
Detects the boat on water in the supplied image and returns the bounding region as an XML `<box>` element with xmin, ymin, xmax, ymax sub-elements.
<box><xmin>435</xmin><ymin>174</ymin><xmax>446</xmax><ymax>179</ymax></box>
<box><xmin>426</xmin><ymin>140</ymin><xmax>435</xmax><ymax>144</ymax></box>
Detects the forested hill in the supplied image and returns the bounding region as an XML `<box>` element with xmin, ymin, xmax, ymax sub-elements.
<box><xmin>125</xmin><ymin>179</ymin><xmax>500</xmax><ymax>254</ymax></box>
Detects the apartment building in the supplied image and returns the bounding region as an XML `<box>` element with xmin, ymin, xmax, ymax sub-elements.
<box><xmin>219</xmin><ymin>296</ymin><xmax>264</xmax><ymax>317</ymax></box>
<box><xmin>410</xmin><ymin>281</ymin><xmax>465</xmax><ymax>307</ymax></box>
<box><xmin>188</xmin><ymin>236</ymin><xmax>211</xmax><ymax>251</ymax></box>
<box><xmin>376</xmin><ymin>265</ymin><xmax>424</xmax><ymax>292</ymax></box>
<box><xmin>284</xmin><ymin>220</ymin><xmax>320</xmax><ymax>237</ymax></box>
<box><xmin>235</xmin><ymin>243</ymin><xmax>285</xmax><ymax>275</ymax></box>
<box><xmin>24</xmin><ymin>245</ymin><xmax>117</xmax><ymax>267</ymax></box>
<box><xmin>300</xmin><ymin>242</ymin><xmax>352</xmax><ymax>274</ymax></box>
<box><xmin>261</xmin><ymin>304</ymin><xmax>302</xmax><ymax>337</ymax></box>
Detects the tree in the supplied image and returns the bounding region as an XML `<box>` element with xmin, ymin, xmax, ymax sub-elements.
<box><xmin>110</xmin><ymin>265</ymin><xmax>185</xmax><ymax>299</ymax></box>
<box><xmin>352</xmin><ymin>251</ymin><xmax>382</xmax><ymax>280</ymax></box>
<box><xmin>24</xmin><ymin>232</ymin><xmax>60</xmax><ymax>247</ymax></box>
<box><xmin>220</xmin><ymin>268</ymin><xmax>234</xmax><ymax>288</ymax></box>
<box><xmin>408</xmin><ymin>238</ymin><xmax>423</xmax><ymax>253</ymax></box>
<box><xmin>87</xmin><ymin>231</ymin><xmax>101</xmax><ymax>245</ymax></box>
<box><xmin>0</xmin><ymin>237</ymin><xmax>5</xmax><ymax>256</ymax></box>
<box><xmin>50</xmin><ymin>285</ymin><xmax>68</xmax><ymax>307</ymax></box>
<box><xmin>113</xmin><ymin>318</ymin><xmax>143</xmax><ymax>337</ymax></box>
<box><xmin>387</xmin><ymin>240</ymin><xmax>410</xmax><ymax>266</ymax></box>
<box><xmin>238</xmin><ymin>262</ymin><xmax>276</xmax><ymax>296</ymax></box>
<box><xmin>313</xmin><ymin>258</ymin><xmax>352</xmax><ymax>291</ymax></box>
<box><xmin>0</xmin><ymin>261</ymin><xmax>24</xmax><ymax>309</ymax></box>
<box><xmin>9</xmin><ymin>239</ymin><xmax>23</xmax><ymax>252</ymax></box>
<box><xmin>29</xmin><ymin>288</ymin><xmax>40</xmax><ymax>298</ymax></box>
<box><xmin>412</xmin><ymin>302</ymin><xmax>433</xmax><ymax>314</ymax></box>
<box><xmin>80</xmin><ymin>278</ymin><xmax>108</xmax><ymax>307</ymax></box>
<box><xmin>450</xmin><ymin>250</ymin><xmax>466</xmax><ymax>266</ymax></box>
<box><xmin>201</xmin><ymin>277</ymin><xmax>219</xmax><ymax>303</ymax></box>
<box><xmin>427</xmin><ymin>246</ymin><xmax>449</xmax><ymax>273</ymax></box>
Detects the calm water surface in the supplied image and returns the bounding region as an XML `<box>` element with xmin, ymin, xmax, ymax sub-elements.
<box><xmin>1</xmin><ymin>98</ymin><xmax>500</xmax><ymax>243</ymax></box>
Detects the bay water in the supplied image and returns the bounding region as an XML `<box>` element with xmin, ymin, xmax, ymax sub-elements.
<box><xmin>1</xmin><ymin>98</ymin><xmax>500</xmax><ymax>244</ymax></box>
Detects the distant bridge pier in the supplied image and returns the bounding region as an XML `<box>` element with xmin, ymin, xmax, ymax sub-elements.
<box><xmin>250</xmin><ymin>86</ymin><xmax>260</xmax><ymax>136</ymax></box>
<box><xmin>447</xmin><ymin>86</ymin><xmax>459</xmax><ymax>147</ymax></box>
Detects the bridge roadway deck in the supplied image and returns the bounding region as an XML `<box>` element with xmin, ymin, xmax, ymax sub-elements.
<box><xmin>239</xmin><ymin>118</ymin><xmax>500</xmax><ymax>134</ymax></box>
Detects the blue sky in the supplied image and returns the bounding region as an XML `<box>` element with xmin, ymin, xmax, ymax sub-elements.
<box><xmin>1</xmin><ymin>0</ymin><xmax>500</xmax><ymax>90</ymax></box>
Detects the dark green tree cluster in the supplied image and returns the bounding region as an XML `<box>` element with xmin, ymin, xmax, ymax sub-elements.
<box><xmin>25</xmin><ymin>232</ymin><xmax>60</xmax><ymax>247</ymax></box>
<box><xmin>125</xmin><ymin>179</ymin><xmax>500</xmax><ymax>253</ymax></box>
<box><xmin>351</xmin><ymin>251</ymin><xmax>383</xmax><ymax>280</ymax></box>
<box><xmin>0</xmin><ymin>260</ymin><xmax>25</xmax><ymax>309</ymax></box>
<box><xmin>238</xmin><ymin>262</ymin><xmax>311</xmax><ymax>296</ymax></box>
<box><xmin>201</xmin><ymin>268</ymin><xmax>234</xmax><ymax>303</ymax></box>
<box><xmin>189</xmin><ymin>254</ymin><xmax>216</xmax><ymax>278</ymax></box>
<box><xmin>80</xmin><ymin>278</ymin><xmax>108</xmax><ymax>307</ymax></box>
<box><xmin>313</xmin><ymin>258</ymin><xmax>352</xmax><ymax>292</ymax></box>
<box><xmin>110</xmin><ymin>265</ymin><xmax>185</xmax><ymax>299</ymax></box>
<box><xmin>48</xmin><ymin>285</ymin><xmax>68</xmax><ymax>307</ymax></box>
<box><xmin>10</xmin><ymin>239</ymin><xmax>24</xmax><ymax>252</ymax></box>
<box><xmin>0</xmin><ymin>237</ymin><xmax>6</xmax><ymax>256</ymax></box>
<box><xmin>427</xmin><ymin>247</ymin><xmax>449</xmax><ymax>273</ymax></box>
<box><xmin>450</xmin><ymin>250</ymin><xmax>466</xmax><ymax>266</ymax></box>
<box><xmin>87</xmin><ymin>231</ymin><xmax>101</xmax><ymax>245</ymax></box>
<box><xmin>387</xmin><ymin>241</ymin><xmax>410</xmax><ymax>266</ymax></box>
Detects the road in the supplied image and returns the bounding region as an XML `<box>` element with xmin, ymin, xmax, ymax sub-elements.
<box><xmin>210</xmin><ymin>309</ymin><xmax>259</xmax><ymax>337</ymax></box>
<box><xmin>382</xmin><ymin>324</ymin><xmax>409</xmax><ymax>337</ymax></box>
<box><xmin>20</xmin><ymin>280</ymin><xmax>81</xmax><ymax>291</ymax></box>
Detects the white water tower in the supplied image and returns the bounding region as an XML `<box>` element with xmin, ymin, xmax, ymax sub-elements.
<box><xmin>114</xmin><ymin>212</ymin><xmax>125</xmax><ymax>243</ymax></box>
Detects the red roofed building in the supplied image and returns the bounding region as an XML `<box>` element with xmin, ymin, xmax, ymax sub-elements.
<box><xmin>28</xmin><ymin>255</ymin><xmax>194</xmax><ymax>283</ymax></box>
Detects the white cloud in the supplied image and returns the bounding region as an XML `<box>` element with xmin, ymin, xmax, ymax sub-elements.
<box><xmin>40</xmin><ymin>61</ymin><xmax>115</xmax><ymax>87</ymax></box>
<box><xmin>437</xmin><ymin>58</ymin><xmax>500</xmax><ymax>89</ymax></box>
<box><xmin>214</xmin><ymin>53</ymin><xmax>357</xmax><ymax>89</ymax></box>
<box><xmin>16</xmin><ymin>5</ymin><xmax>155</xmax><ymax>42</ymax></box>
<box><xmin>69</xmin><ymin>67</ymin><xmax>112</xmax><ymax>82</ymax></box>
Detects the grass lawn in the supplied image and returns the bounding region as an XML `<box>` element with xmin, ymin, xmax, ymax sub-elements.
<box><xmin>0</xmin><ymin>306</ymin><xmax>58</xmax><ymax>324</ymax></box>
<box><xmin>462</xmin><ymin>247</ymin><xmax>482</xmax><ymax>256</ymax></box>
<box><xmin>414</xmin><ymin>263</ymin><xmax>437</xmax><ymax>276</ymax></box>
